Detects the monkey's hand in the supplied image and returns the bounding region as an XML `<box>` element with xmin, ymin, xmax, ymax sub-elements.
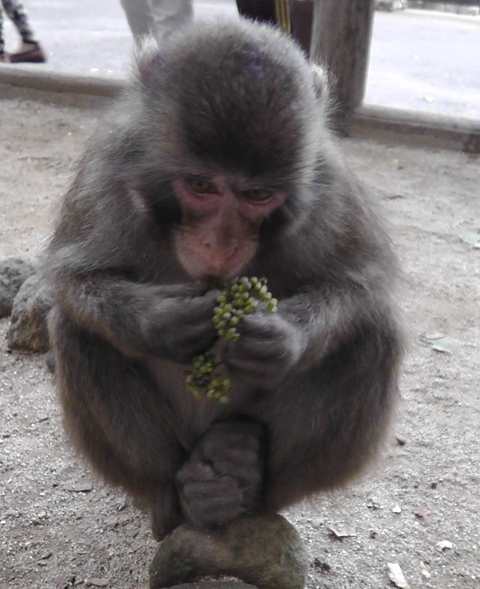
<box><xmin>142</xmin><ymin>287</ymin><xmax>219</xmax><ymax>363</ymax></box>
<box><xmin>176</xmin><ymin>418</ymin><xmax>265</xmax><ymax>528</ymax></box>
<box><xmin>222</xmin><ymin>311</ymin><xmax>304</xmax><ymax>387</ymax></box>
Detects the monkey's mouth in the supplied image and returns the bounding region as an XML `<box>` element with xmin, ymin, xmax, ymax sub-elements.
<box><xmin>179</xmin><ymin>251</ymin><xmax>251</xmax><ymax>283</ymax></box>
<box><xmin>204</xmin><ymin>275</ymin><xmax>227</xmax><ymax>290</ymax></box>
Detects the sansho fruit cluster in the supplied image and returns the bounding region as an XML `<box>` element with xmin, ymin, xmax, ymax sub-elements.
<box><xmin>185</xmin><ymin>277</ymin><xmax>278</xmax><ymax>403</ymax></box>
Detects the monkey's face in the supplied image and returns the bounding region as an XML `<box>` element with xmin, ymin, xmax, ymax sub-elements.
<box><xmin>172</xmin><ymin>175</ymin><xmax>287</xmax><ymax>280</ymax></box>
<box><xmin>135</xmin><ymin>20</ymin><xmax>324</xmax><ymax>280</ymax></box>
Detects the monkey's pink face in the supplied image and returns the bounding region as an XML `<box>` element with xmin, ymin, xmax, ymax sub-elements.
<box><xmin>173</xmin><ymin>176</ymin><xmax>287</xmax><ymax>280</ymax></box>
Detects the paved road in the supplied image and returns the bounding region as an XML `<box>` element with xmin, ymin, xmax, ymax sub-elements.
<box><xmin>2</xmin><ymin>1</ymin><xmax>479</xmax><ymax>120</ymax></box>
<box><xmin>368</xmin><ymin>9</ymin><xmax>480</xmax><ymax>120</ymax></box>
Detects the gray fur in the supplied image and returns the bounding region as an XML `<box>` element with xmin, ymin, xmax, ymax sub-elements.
<box><xmin>44</xmin><ymin>19</ymin><xmax>404</xmax><ymax>540</ymax></box>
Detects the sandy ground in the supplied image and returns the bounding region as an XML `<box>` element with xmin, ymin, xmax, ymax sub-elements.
<box><xmin>0</xmin><ymin>85</ymin><xmax>479</xmax><ymax>589</ymax></box>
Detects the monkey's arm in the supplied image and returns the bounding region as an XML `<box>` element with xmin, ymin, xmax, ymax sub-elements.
<box><xmin>285</xmin><ymin>280</ymin><xmax>401</xmax><ymax>363</ymax></box>
<box><xmin>47</xmin><ymin>271</ymin><xmax>218</xmax><ymax>362</ymax></box>
<box><xmin>224</xmin><ymin>278</ymin><xmax>402</xmax><ymax>386</ymax></box>
<box><xmin>223</xmin><ymin>169</ymin><xmax>403</xmax><ymax>385</ymax></box>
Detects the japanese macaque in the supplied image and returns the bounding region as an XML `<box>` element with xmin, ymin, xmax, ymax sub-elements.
<box><xmin>44</xmin><ymin>18</ymin><xmax>404</xmax><ymax>540</ymax></box>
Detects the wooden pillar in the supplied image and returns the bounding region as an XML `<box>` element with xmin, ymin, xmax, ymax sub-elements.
<box><xmin>236</xmin><ymin>1</ymin><xmax>315</xmax><ymax>55</ymax></box>
<box><xmin>311</xmin><ymin>0</ymin><xmax>375</xmax><ymax>135</ymax></box>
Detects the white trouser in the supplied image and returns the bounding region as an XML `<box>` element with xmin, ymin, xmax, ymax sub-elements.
<box><xmin>120</xmin><ymin>0</ymin><xmax>193</xmax><ymax>44</ymax></box>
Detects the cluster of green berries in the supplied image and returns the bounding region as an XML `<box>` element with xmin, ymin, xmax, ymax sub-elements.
<box><xmin>213</xmin><ymin>276</ymin><xmax>278</xmax><ymax>343</ymax></box>
<box><xmin>185</xmin><ymin>277</ymin><xmax>278</xmax><ymax>403</ymax></box>
<box><xmin>185</xmin><ymin>352</ymin><xmax>232</xmax><ymax>404</ymax></box>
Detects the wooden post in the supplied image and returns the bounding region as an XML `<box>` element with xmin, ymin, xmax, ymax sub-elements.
<box><xmin>311</xmin><ymin>0</ymin><xmax>375</xmax><ymax>135</ymax></box>
<box><xmin>236</xmin><ymin>1</ymin><xmax>315</xmax><ymax>55</ymax></box>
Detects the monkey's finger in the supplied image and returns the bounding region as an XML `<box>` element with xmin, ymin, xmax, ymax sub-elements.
<box><xmin>153</xmin><ymin>282</ymin><xmax>219</xmax><ymax>299</ymax></box>
<box><xmin>235</xmin><ymin>312</ymin><xmax>290</xmax><ymax>339</ymax></box>
<box><xmin>180</xmin><ymin>478</ymin><xmax>244</xmax><ymax>527</ymax></box>
<box><xmin>191</xmin><ymin>419</ymin><xmax>265</xmax><ymax>485</ymax></box>
<box><xmin>165</xmin><ymin>327</ymin><xmax>218</xmax><ymax>361</ymax></box>
<box><xmin>180</xmin><ymin>476</ymin><xmax>242</xmax><ymax>502</ymax></box>
<box><xmin>155</xmin><ymin>293</ymin><xmax>219</xmax><ymax>330</ymax></box>
<box><xmin>225</xmin><ymin>355</ymin><xmax>274</xmax><ymax>378</ymax></box>
<box><xmin>225</xmin><ymin>336</ymin><xmax>291</xmax><ymax>365</ymax></box>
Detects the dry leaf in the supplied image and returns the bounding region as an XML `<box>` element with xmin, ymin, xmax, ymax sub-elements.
<box><xmin>387</xmin><ymin>563</ymin><xmax>410</xmax><ymax>589</ymax></box>
<box><xmin>418</xmin><ymin>331</ymin><xmax>453</xmax><ymax>354</ymax></box>
<box><xmin>436</xmin><ymin>540</ymin><xmax>453</xmax><ymax>552</ymax></box>
<box><xmin>87</xmin><ymin>579</ymin><xmax>109</xmax><ymax>587</ymax></box>
<box><xmin>312</xmin><ymin>558</ymin><xmax>331</xmax><ymax>574</ymax></box>
<box><xmin>418</xmin><ymin>332</ymin><xmax>446</xmax><ymax>345</ymax></box>
<box><xmin>54</xmin><ymin>576</ymin><xmax>75</xmax><ymax>589</ymax></box>
<box><xmin>420</xmin><ymin>561</ymin><xmax>431</xmax><ymax>578</ymax></box>
<box><xmin>40</xmin><ymin>551</ymin><xmax>53</xmax><ymax>560</ymax></box>
<box><xmin>432</xmin><ymin>339</ymin><xmax>453</xmax><ymax>355</ymax></box>
<box><xmin>311</xmin><ymin>518</ymin><xmax>324</xmax><ymax>529</ymax></box>
<box><xmin>367</xmin><ymin>498</ymin><xmax>381</xmax><ymax>510</ymax></box>
<box><xmin>414</xmin><ymin>506</ymin><xmax>430</xmax><ymax>526</ymax></box>
<box><xmin>65</xmin><ymin>481</ymin><xmax>93</xmax><ymax>493</ymax></box>
<box><xmin>460</xmin><ymin>232</ymin><xmax>480</xmax><ymax>249</ymax></box>
<box><xmin>327</xmin><ymin>525</ymin><xmax>356</xmax><ymax>539</ymax></box>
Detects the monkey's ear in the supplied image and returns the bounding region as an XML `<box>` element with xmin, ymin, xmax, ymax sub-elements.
<box><xmin>311</xmin><ymin>63</ymin><xmax>330</xmax><ymax>103</ymax></box>
<box><xmin>135</xmin><ymin>36</ymin><xmax>165</xmax><ymax>83</ymax></box>
<box><xmin>310</xmin><ymin>63</ymin><xmax>333</xmax><ymax>122</ymax></box>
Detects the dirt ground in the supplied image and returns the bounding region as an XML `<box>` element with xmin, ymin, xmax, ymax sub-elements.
<box><xmin>0</xmin><ymin>85</ymin><xmax>479</xmax><ymax>589</ymax></box>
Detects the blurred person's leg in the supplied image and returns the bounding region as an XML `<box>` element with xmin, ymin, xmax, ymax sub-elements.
<box><xmin>235</xmin><ymin>0</ymin><xmax>276</xmax><ymax>24</ymax></box>
<box><xmin>2</xmin><ymin>0</ymin><xmax>46</xmax><ymax>62</ymax></box>
<box><xmin>290</xmin><ymin>1</ymin><xmax>313</xmax><ymax>55</ymax></box>
<box><xmin>1</xmin><ymin>0</ymin><xmax>36</xmax><ymax>42</ymax></box>
<box><xmin>120</xmin><ymin>0</ymin><xmax>154</xmax><ymax>44</ymax></box>
<box><xmin>236</xmin><ymin>0</ymin><xmax>312</xmax><ymax>55</ymax></box>
<box><xmin>0</xmin><ymin>8</ymin><xmax>6</xmax><ymax>59</ymax></box>
<box><xmin>151</xmin><ymin>0</ymin><xmax>193</xmax><ymax>40</ymax></box>
<box><xmin>121</xmin><ymin>0</ymin><xmax>193</xmax><ymax>45</ymax></box>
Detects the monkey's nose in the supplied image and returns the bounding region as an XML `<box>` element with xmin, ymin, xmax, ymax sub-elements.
<box><xmin>204</xmin><ymin>239</ymin><xmax>239</xmax><ymax>257</ymax></box>
<box><xmin>202</xmin><ymin>241</ymin><xmax>241</xmax><ymax>276</ymax></box>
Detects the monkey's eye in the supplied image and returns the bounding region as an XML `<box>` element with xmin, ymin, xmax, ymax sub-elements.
<box><xmin>186</xmin><ymin>176</ymin><xmax>217</xmax><ymax>195</ymax></box>
<box><xmin>241</xmin><ymin>188</ymin><xmax>275</xmax><ymax>203</ymax></box>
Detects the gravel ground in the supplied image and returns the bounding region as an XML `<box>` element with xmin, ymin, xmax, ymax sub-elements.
<box><xmin>0</xmin><ymin>85</ymin><xmax>479</xmax><ymax>589</ymax></box>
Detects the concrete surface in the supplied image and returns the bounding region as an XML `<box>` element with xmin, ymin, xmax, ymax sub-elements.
<box><xmin>0</xmin><ymin>1</ymin><xmax>479</xmax><ymax>121</ymax></box>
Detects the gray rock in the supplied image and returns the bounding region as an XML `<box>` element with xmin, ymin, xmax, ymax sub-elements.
<box><xmin>7</xmin><ymin>273</ymin><xmax>54</xmax><ymax>353</ymax></box>
<box><xmin>168</xmin><ymin>583</ymin><xmax>256</xmax><ymax>589</ymax></box>
<box><xmin>149</xmin><ymin>514</ymin><xmax>308</xmax><ymax>589</ymax></box>
<box><xmin>0</xmin><ymin>256</ymin><xmax>36</xmax><ymax>318</ymax></box>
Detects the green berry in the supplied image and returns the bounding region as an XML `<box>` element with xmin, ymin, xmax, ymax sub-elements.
<box><xmin>226</xmin><ymin>328</ymin><xmax>238</xmax><ymax>342</ymax></box>
<box><xmin>187</xmin><ymin>276</ymin><xmax>277</xmax><ymax>404</ymax></box>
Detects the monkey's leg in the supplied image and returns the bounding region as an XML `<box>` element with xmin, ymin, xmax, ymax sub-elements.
<box><xmin>50</xmin><ymin>308</ymin><xmax>186</xmax><ymax>540</ymax></box>
<box><xmin>260</xmin><ymin>337</ymin><xmax>400</xmax><ymax>512</ymax></box>
<box><xmin>176</xmin><ymin>417</ymin><xmax>267</xmax><ymax>529</ymax></box>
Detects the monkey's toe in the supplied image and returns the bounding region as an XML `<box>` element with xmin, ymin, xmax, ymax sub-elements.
<box><xmin>177</xmin><ymin>462</ymin><xmax>246</xmax><ymax>528</ymax></box>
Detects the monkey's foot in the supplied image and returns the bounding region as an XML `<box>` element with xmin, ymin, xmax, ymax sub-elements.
<box><xmin>176</xmin><ymin>419</ymin><xmax>265</xmax><ymax>528</ymax></box>
<box><xmin>149</xmin><ymin>514</ymin><xmax>308</xmax><ymax>589</ymax></box>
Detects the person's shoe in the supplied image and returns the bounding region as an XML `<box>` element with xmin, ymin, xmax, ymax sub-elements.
<box><xmin>9</xmin><ymin>42</ymin><xmax>46</xmax><ymax>64</ymax></box>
